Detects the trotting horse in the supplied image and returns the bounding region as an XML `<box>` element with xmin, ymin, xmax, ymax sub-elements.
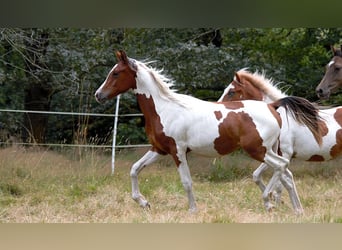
<box><xmin>95</xmin><ymin>51</ymin><xmax>315</xmax><ymax>213</ymax></box>
<box><xmin>220</xmin><ymin>69</ymin><xmax>342</xmax><ymax>204</ymax></box>
<box><xmin>316</xmin><ymin>45</ymin><xmax>342</xmax><ymax>99</ymax></box>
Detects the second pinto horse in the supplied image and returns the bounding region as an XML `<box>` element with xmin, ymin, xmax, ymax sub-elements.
<box><xmin>220</xmin><ymin>69</ymin><xmax>342</xmax><ymax>207</ymax></box>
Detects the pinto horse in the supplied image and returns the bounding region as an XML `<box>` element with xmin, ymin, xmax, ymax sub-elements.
<box><xmin>95</xmin><ymin>51</ymin><xmax>314</xmax><ymax>213</ymax></box>
<box><xmin>316</xmin><ymin>45</ymin><xmax>342</xmax><ymax>99</ymax></box>
<box><xmin>220</xmin><ymin>69</ymin><xmax>342</xmax><ymax>204</ymax></box>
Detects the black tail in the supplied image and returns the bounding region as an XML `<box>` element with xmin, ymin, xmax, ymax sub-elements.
<box><xmin>271</xmin><ymin>96</ymin><xmax>323</xmax><ymax>145</ymax></box>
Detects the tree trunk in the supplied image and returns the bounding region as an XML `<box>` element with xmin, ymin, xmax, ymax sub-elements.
<box><xmin>22</xmin><ymin>85</ymin><xmax>51</xmax><ymax>143</ymax></box>
<box><xmin>21</xmin><ymin>29</ymin><xmax>52</xmax><ymax>144</ymax></box>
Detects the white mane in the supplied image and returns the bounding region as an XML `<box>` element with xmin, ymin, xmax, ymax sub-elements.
<box><xmin>237</xmin><ymin>68</ymin><xmax>288</xmax><ymax>101</ymax></box>
<box><xmin>135</xmin><ymin>61</ymin><xmax>190</xmax><ymax>107</ymax></box>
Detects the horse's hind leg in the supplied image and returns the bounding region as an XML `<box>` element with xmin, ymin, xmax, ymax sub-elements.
<box><xmin>262</xmin><ymin>152</ymin><xmax>287</xmax><ymax>212</ymax></box>
<box><xmin>175</xmin><ymin>151</ymin><xmax>196</xmax><ymax>212</ymax></box>
<box><xmin>130</xmin><ymin>149</ymin><xmax>162</xmax><ymax>208</ymax></box>
<box><xmin>280</xmin><ymin>169</ymin><xmax>303</xmax><ymax>214</ymax></box>
<box><xmin>253</xmin><ymin>163</ymin><xmax>269</xmax><ymax>192</ymax></box>
<box><xmin>253</xmin><ymin>163</ymin><xmax>284</xmax><ymax>204</ymax></box>
<box><xmin>263</xmin><ymin>151</ymin><xmax>303</xmax><ymax>214</ymax></box>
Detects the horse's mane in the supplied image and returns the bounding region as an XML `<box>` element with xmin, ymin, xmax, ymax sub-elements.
<box><xmin>137</xmin><ymin>61</ymin><xmax>189</xmax><ymax>107</ymax></box>
<box><xmin>237</xmin><ymin>69</ymin><xmax>287</xmax><ymax>101</ymax></box>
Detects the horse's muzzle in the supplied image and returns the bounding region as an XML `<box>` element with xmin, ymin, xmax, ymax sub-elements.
<box><xmin>316</xmin><ymin>88</ymin><xmax>330</xmax><ymax>100</ymax></box>
<box><xmin>95</xmin><ymin>91</ymin><xmax>107</xmax><ymax>103</ymax></box>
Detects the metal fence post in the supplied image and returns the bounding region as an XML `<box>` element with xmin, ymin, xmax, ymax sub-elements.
<box><xmin>111</xmin><ymin>94</ymin><xmax>121</xmax><ymax>175</ymax></box>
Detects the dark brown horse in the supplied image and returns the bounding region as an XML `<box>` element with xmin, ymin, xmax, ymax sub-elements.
<box><xmin>316</xmin><ymin>45</ymin><xmax>342</xmax><ymax>99</ymax></box>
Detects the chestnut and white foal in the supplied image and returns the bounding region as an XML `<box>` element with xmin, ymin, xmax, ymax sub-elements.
<box><xmin>95</xmin><ymin>51</ymin><xmax>316</xmax><ymax>214</ymax></box>
<box><xmin>220</xmin><ymin>69</ymin><xmax>341</xmax><ymax>206</ymax></box>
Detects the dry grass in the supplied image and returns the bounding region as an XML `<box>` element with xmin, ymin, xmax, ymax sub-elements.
<box><xmin>0</xmin><ymin>146</ymin><xmax>341</xmax><ymax>223</ymax></box>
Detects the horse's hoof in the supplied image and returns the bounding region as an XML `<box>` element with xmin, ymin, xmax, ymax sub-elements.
<box><xmin>295</xmin><ymin>208</ymin><xmax>304</xmax><ymax>215</ymax></box>
<box><xmin>189</xmin><ymin>207</ymin><xmax>197</xmax><ymax>213</ymax></box>
<box><xmin>141</xmin><ymin>202</ymin><xmax>151</xmax><ymax>210</ymax></box>
<box><xmin>265</xmin><ymin>203</ymin><xmax>275</xmax><ymax>212</ymax></box>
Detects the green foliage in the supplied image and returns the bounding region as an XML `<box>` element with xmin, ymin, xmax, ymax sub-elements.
<box><xmin>0</xmin><ymin>182</ymin><xmax>23</xmax><ymax>196</ymax></box>
<box><xmin>2</xmin><ymin>28</ymin><xmax>342</xmax><ymax>146</ymax></box>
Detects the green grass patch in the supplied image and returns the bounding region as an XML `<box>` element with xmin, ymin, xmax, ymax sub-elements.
<box><xmin>206</xmin><ymin>154</ymin><xmax>255</xmax><ymax>182</ymax></box>
<box><xmin>0</xmin><ymin>182</ymin><xmax>23</xmax><ymax>197</ymax></box>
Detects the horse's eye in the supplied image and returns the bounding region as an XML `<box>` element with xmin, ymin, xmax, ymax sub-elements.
<box><xmin>113</xmin><ymin>72</ymin><xmax>119</xmax><ymax>77</ymax></box>
<box><xmin>228</xmin><ymin>91</ymin><xmax>235</xmax><ymax>97</ymax></box>
<box><xmin>335</xmin><ymin>67</ymin><xmax>341</xmax><ymax>72</ymax></box>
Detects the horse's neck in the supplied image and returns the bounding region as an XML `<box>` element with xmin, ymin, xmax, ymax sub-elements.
<box><xmin>136</xmin><ymin>93</ymin><xmax>183</xmax><ymax>135</ymax></box>
<box><xmin>136</xmin><ymin>94</ymin><xmax>160</xmax><ymax>120</ymax></box>
<box><xmin>134</xmin><ymin>78</ymin><xmax>179</xmax><ymax>123</ymax></box>
<box><xmin>244</xmin><ymin>73</ymin><xmax>287</xmax><ymax>103</ymax></box>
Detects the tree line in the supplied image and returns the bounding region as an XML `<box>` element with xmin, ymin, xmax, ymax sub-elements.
<box><xmin>1</xmin><ymin>28</ymin><xmax>342</xmax><ymax>147</ymax></box>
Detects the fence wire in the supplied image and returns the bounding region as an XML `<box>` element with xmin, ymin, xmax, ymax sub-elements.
<box><xmin>0</xmin><ymin>107</ymin><xmax>151</xmax><ymax>175</ymax></box>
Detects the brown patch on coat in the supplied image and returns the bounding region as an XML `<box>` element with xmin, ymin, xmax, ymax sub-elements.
<box><xmin>220</xmin><ymin>101</ymin><xmax>244</xmax><ymax>109</ymax></box>
<box><xmin>214</xmin><ymin>111</ymin><xmax>266</xmax><ymax>162</ymax></box>
<box><xmin>214</xmin><ymin>111</ymin><xmax>222</xmax><ymax>120</ymax></box>
<box><xmin>307</xmin><ymin>155</ymin><xmax>325</xmax><ymax>161</ymax></box>
<box><xmin>136</xmin><ymin>94</ymin><xmax>181</xmax><ymax>166</ymax></box>
<box><xmin>330</xmin><ymin>108</ymin><xmax>342</xmax><ymax>158</ymax></box>
<box><xmin>267</xmin><ymin>104</ymin><xmax>282</xmax><ymax>127</ymax></box>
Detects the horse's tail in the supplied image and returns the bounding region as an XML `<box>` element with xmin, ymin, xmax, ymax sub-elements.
<box><xmin>270</xmin><ymin>96</ymin><xmax>323</xmax><ymax>146</ymax></box>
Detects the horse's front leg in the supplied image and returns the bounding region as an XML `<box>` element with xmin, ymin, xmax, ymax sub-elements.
<box><xmin>130</xmin><ymin>149</ymin><xmax>161</xmax><ymax>208</ymax></box>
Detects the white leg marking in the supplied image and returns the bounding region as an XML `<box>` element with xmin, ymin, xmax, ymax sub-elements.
<box><xmin>130</xmin><ymin>150</ymin><xmax>161</xmax><ymax>208</ymax></box>
<box><xmin>280</xmin><ymin>169</ymin><xmax>304</xmax><ymax>215</ymax></box>
<box><xmin>263</xmin><ymin>150</ymin><xmax>303</xmax><ymax>213</ymax></box>
<box><xmin>177</xmin><ymin>152</ymin><xmax>197</xmax><ymax>212</ymax></box>
<box><xmin>253</xmin><ymin>162</ymin><xmax>291</xmax><ymax>205</ymax></box>
<box><xmin>253</xmin><ymin>163</ymin><xmax>269</xmax><ymax>192</ymax></box>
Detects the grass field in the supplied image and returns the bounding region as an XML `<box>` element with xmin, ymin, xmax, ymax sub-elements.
<box><xmin>0</xmin><ymin>146</ymin><xmax>341</xmax><ymax>223</ymax></box>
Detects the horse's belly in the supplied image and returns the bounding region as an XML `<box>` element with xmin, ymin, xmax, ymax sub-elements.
<box><xmin>291</xmin><ymin>139</ymin><xmax>336</xmax><ymax>161</ymax></box>
<box><xmin>186</xmin><ymin>133</ymin><xmax>222</xmax><ymax>157</ymax></box>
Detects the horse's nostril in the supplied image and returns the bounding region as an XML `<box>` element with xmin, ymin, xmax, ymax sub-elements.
<box><xmin>95</xmin><ymin>92</ymin><xmax>103</xmax><ymax>102</ymax></box>
<box><xmin>316</xmin><ymin>88</ymin><xmax>323</xmax><ymax>94</ymax></box>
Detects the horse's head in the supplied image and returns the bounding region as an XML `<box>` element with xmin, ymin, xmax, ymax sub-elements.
<box><xmin>316</xmin><ymin>45</ymin><xmax>342</xmax><ymax>99</ymax></box>
<box><xmin>95</xmin><ymin>50</ymin><xmax>137</xmax><ymax>103</ymax></box>
<box><xmin>218</xmin><ymin>71</ymin><xmax>263</xmax><ymax>102</ymax></box>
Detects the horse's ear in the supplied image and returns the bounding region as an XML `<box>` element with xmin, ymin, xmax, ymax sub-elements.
<box><xmin>115</xmin><ymin>50</ymin><xmax>129</xmax><ymax>64</ymax></box>
<box><xmin>235</xmin><ymin>72</ymin><xmax>242</xmax><ymax>85</ymax></box>
<box><xmin>115</xmin><ymin>51</ymin><xmax>122</xmax><ymax>61</ymax></box>
<box><xmin>331</xmin><ymin>45</ymin><xmax>337</xmax><ymax>56</ymax></box>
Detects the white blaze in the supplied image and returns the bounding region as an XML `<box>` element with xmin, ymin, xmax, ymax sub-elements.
<box><xmin>328</xmin><ymin>60</ymin><xmax>335</xmax><ymax>68</ymax></box>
